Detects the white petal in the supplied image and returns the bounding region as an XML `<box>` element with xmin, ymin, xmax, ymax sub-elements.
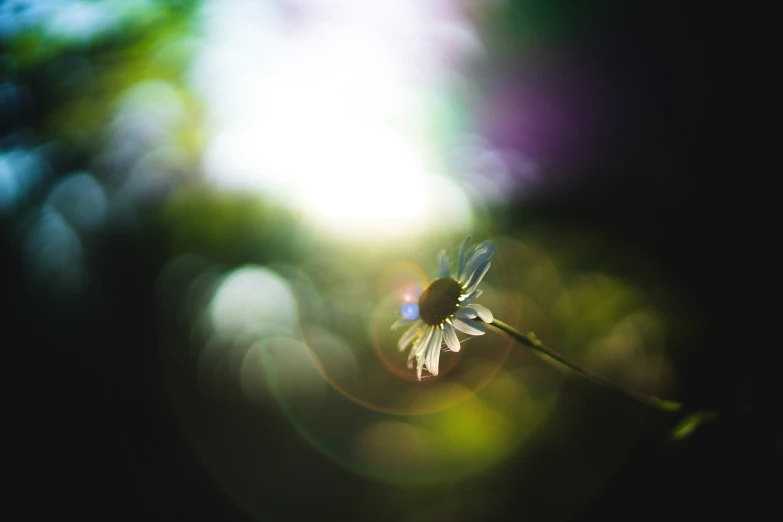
<box><xmin>463</xmin><ymin>244</ymin><xmax>492</xmax><ymax>278</ymax></box>
<box><xmin>415</xmin><ymin>327</ymin><xmax>432</xmax><ymax>356</ymax></box>
<box><xmin>458</xmin><ymin>244</ymin><xmax>479</xmax><ymax>281</ymax></box>
<box><xmin>408</xmin><ymin>330</ymin><xmax>427</xmax><ymax>369</ymax></box>
<box><xmin>456</xmin><ymin>235</ymin><xmax>471</xmax><ymax>280</ymax></box>
<box><xmin>437</xmin><ymin>250</ymin><xmax>450</xmax><ymax>278</ymax></box>
<box><xmin>459</xmin><ymin>289</ymin><xmax>482</xmax><ymax>304</ymax></box>
<box><xmin>391</xmin><ymin>317</ymin><xmax>411</xmax><ymax>330</ymax></box>
<box><xmin>463</xmin><ymin>260</ymin><xmax>491</xmax><ymax>295</ymax></box>
<box><xmin>426</xmin><ymin>327</ymin><xmax>443</xmax><ymax>376</ymax></box>
<box><xmin>443</xmin><ymin>321</ymin><xmax>460</xmax><ymax>353</ymax></box>
<box><xmin>398</xmin><ymin>320</ymin><xmax>423</xmax><ymax>352</ymax></box>
<box><xmin>469</xmin><ymin>303</ymin><xmax>493</xmax><ymax>323</ymax></box>
<box><xmin>463</xmin><ymin>245</ymin><xmax>497</xmax><ymax>285</ymax></box>
<box><xmin>415</xmin><ymin>329</ymin><xmax>434</xmax><ymax>380</ymax></box>
<box><xmin>453</xmin><ymin>316</ymin><xmax>486</xmax><ymax>336</ymax></box>
<box><xmin>462</xmin><ymin>240</ymin><xmax>491</xmax><ymax>276</ymax></box>
<box><xmin>461</xmin><ymin>247</ymin><xmax>475</xmax><ymax>275</ymax></box>
<box><xmin>455</xmin><ymin>307</ymin><xmax>477</xmax><ymax>319</ymax></box>
<box><xmin>472</xmin><ymin>239</ymin><xmax>492</xmax><ymax>255</ymax></box>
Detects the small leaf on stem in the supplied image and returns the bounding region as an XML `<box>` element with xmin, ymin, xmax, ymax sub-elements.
<box><xmin>669</xmin><ymin>411</ymin><xmax>718</xmax><ymax>440</ymax></box>
<box><xmin>651</xmin><ymin>398</ymin><xmax>684</xmax><ymax>412</ymax></box>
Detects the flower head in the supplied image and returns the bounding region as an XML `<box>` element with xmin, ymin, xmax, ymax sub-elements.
<box><xmin>392</xmin><ymin>236</ymin><xmax>496</xmax><ymax>380</ymax></box>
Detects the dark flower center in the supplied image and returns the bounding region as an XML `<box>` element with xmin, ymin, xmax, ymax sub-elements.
<box><xmin>418</xmin><ymin>277</ymin><xmax>462</xmax><ymax>326</ymax></box>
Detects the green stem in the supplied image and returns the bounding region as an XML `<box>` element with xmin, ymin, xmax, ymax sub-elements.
<box><xmin>486</xmin><ymin>318</ymin><xmax>682</xmax><ymax>413</ymax></box>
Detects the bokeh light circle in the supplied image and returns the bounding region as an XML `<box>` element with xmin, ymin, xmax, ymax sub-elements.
<box><xmin>401</xmin><ymin>302</ymin><xmax>419</xmax><ymax>320</ymax></box>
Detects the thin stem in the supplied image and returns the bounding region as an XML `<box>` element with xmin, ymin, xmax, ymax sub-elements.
<box><xmin>486</xmin><ymin>318</ymin><xmax>682</xmax><ymax>412</ymax></box>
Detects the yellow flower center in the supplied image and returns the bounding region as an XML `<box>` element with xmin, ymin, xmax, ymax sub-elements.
<box><xmin>418</xmin><ymin>277</ymin><xmax>462</xmax><ymax>326</ymax></box>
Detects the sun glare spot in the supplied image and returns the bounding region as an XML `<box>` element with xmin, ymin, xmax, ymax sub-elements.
<box><xmin>194</xmin><ymin>0</ymin><xmax>478</xmax><ymax>242</ymax></box>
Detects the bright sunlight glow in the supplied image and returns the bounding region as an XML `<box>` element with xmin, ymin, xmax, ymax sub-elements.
<box><xmin>193</xmin><ymin>0</ymin><xmax>478</xmax><ymax>241</ymax></box>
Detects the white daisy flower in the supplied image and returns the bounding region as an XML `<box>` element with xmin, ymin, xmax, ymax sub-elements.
<box><xmin>392</xmin><ymin>236</ymin><xmax>497</xmax><ymax>380</ymax></box>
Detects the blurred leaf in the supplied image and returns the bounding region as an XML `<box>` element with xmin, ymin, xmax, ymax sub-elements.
<box><xmin>669</xmin><ymin>411</ymin><xmax>718</xmax><ymax>441</ymax></box>
<box><xmin>651</xmin><ymin>398</ymin><xmax>683</xmax><ymax>412</ymax></box>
